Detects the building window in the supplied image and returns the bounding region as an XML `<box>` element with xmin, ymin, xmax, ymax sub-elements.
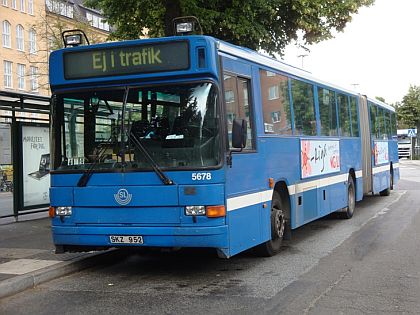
<box><xmin>266</xmin><ymin>71</ymin><xmax>275</xmax><ymax>77</ymax></box>
<box><xmin>225</xmin><ymin>90</ymin><xmax>235</xmax><ymax>103</ymax></box>
<box><xmin>46</xmin><ymin>0</ymin><xmax>74</xmax><ymax>18</ymax></box>
<box><xmin>29</xmin><ymin>28</ymin><xmax>36</xmax><ymax>53</ymax></box>
<box><xmin>2</xmin><ymin>0</ymin><xmax>7</xmax><ymax>6</ymax></box>
<box><xmin>20</xmin><ymin>0</ymin><xmax>24</xmax><ymax>12</ymax></box>
<box><xmin>11</xmin><ymin>0</ymin><xmax>16</xmax><ymax>9</ymax></box>
<box><xmin>260</xmin><ymin>70</ymin><xmax>292</xmax><ymax>135</ymax></box>
<box><xmin>16</xmin><ymin>24</ymin><xmax>24</xmax><ymax>51</ymax></box>
<box><xmin>28</xmin><ymin>0</ymin><xmax>33</xmax><ymax>14</ymax></box>
<box><xmin>268</xmin><ymin>85</ymin><xmax>279</xmax><ymax>100</ymax></box>
<box><xmin>2</xmin><ymin>20</ymin><xmax>11</xmax><ymax>48</ymax></box>
<box><xmin>271</xmin><ymin>111</ymin><xmax>281</xmax><ymax>123</ymax></box>
<box><xmin>86</xmin><ymin>11</ymin><xmax>110</xmax><ymax>31</ymax></box>
<box><xmin>30</xmin><ymin>66</ymin><xmax>38</xmax><ymax>91</ymax></box>
<box><xmin>17</xmin><ymin>63</ymin><xmax>25</xmax><ymax>90</ymax></box>
<box><xmin>4</xmin><ymin>61</ymin><xmax>13</xmax><ymax>88</ymax></box>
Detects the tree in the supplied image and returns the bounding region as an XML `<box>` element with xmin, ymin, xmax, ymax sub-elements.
<box><xmin>23</xmin><ymin>5</ymin><xmax>108</xmax><ymax>92</ymax></box>
<box><xmin>397</xmin><ymin>85</ymin><xmax>420</xmax><ymax>143</ymax></box>
<box><xmin>85</xmin><ymin>0</ymin><xmax>374</xmax><ymax>55</ymax></box>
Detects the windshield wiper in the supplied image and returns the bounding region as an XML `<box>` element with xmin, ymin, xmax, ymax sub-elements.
<box><xmin>128</xmin><ymin>131</ymin><xmax>174</xmax><ymax>185</ymax></box>
<box><xmin>77</xmin><ymin>136</ymin><xmax>115</xmax><ymax>187</ymax></box>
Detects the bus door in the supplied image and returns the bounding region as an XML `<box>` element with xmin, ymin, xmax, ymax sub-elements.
<box><xmin>222</xmin><ymin>59</ymin><xmax>265</xmax><ymax>256</ymax></box>
<box><xmin>358</xmin><ymin>95</ymin><xmax>372</xmax><ymax>193</ymax></box>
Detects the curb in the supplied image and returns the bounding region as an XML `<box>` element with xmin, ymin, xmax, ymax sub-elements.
<box><xmin>0</xmin><ymin>249</ymin><xmax>124</xmax><ymax>299</ymax></box>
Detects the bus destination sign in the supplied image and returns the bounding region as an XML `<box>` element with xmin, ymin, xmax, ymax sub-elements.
<box><xmin>63</xmin><ymin>41</ymin><xmax>189</xmax><ymax>80</ymax></box>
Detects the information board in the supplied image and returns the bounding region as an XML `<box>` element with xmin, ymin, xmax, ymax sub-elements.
<box><xmin>64</xmin><ymin>41</ymin><xmax>189</xmax><ymax>79</ymax></box>
<box><xmin>22</xmin><ymin>125</ymin><xmax>50</xmax><ymax>207</ymax></box>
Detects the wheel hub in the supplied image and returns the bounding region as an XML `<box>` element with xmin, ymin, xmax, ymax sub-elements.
<box><xmin>272</xmin><ymin>209</ymin><xmax>285</xmax><ymax>239</ymax></box>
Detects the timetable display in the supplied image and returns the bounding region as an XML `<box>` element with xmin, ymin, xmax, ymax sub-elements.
<box><xmin>63</xmin><ymin>41</ymin><xmax>189</xmax><ymax>79</ymax></box>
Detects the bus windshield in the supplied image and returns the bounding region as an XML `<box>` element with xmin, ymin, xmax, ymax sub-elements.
<box><xmin>52</xmin><ymin>82</ymin><xmax>221</xmax><ymax>172</ymax></box>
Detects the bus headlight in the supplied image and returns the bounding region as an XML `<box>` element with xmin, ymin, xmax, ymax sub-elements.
<box><xmin>185</xmin><ymin>206</ymin><xmax>206</xmax><ymax>216</ymax></box>
<box><xmin>56</xmin><ymin>206</ymin><xmax>72</xmax><ymax>216</ymax></box>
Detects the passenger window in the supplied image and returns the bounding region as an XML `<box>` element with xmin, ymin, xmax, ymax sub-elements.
<box><xmin>337</xmin><ymin>94</ymin><xmax>351</xmax><ymax>137</ymax></box>
<box><xmin>224</xmin><ymin>73</ymin><xmax>254</xmax><ymax>150</ymax></box>
<box><xmin>385</xmin><ymin>110</ymin><xmax>391</xmax><ymax>139</ymax></box>
<box><xmin>318</xmin><ymin>87</ymin><xmax>337</xmax><ymax>136</ymax></box>
<box><xmin>369</xmin><ymin>103</ymin><xmax>379</xmax><ymax>139</ymax></box>
<box><xmin>260</xmin><ymin>70</ymin><xmax>292</xmax><ymax>135</ymax></box>
<box><xmin>291</xmin><ymin>79</ymin><xmax>316</xmax><ymax>136</ymax></box>
<box><xmin>377</xmin><ymin>107</ymin><xmax>387</xmax><ymax>139</ymax></box>
<box><xmin>390</xmin><ymin>112</ymin><xmax>397</xmax><ymax>137</ymax></box>
<box><xmin>350</xmin><ymin>96</ymin><xmax>359</xmax><ymax>137</ymax></box>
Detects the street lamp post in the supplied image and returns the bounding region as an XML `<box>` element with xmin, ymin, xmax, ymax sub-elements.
<box><xmin>297</xmin><ymin>54</ymin><xmax>308</xmax><ymax>69</ymax></box>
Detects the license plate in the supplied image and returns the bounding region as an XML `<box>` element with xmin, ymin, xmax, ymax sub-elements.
<box><xmin>109</xmin><ymin>235</ymin><xmax>144</xmax><ymax>244</ymax></box>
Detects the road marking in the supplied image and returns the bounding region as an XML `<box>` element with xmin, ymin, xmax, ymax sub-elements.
<box><xmin>0</xmin><ymin>259</ymin><xmax>60</xmax><ymax>275</ymax></box>
<box><xmin>303</xmin><ymin>269</ymin><xmax>352</xmax><ymax>315</ymax></box>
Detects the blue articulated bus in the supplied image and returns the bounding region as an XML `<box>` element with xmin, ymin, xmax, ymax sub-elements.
<box><xmin>49</xmin><ymin>29</ymin><xmax>399</xmax><ymax>258</ymax></box>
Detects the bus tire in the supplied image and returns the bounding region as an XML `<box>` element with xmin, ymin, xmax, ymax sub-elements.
<box><xmin>255</xmin><ymin>190</ymin><xmax>285</xmax><ymax>257</ymax></box>
<box><xmin>340</xmin><ymin>175</ymin><xmax>355</xmax><ymax>219</ymax></box>
<box><xmin>380</xmin><ymin>186</ymin><xmax>391</xmax><ymax>196</ymax></box>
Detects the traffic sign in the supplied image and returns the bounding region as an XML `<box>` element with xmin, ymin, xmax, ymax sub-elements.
<box><xmin>408</xmin><ymin>129</ymin><xmax>416</xmax><ymax>137</ymax></box>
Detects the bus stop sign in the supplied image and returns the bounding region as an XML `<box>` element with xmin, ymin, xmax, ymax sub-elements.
<box><xmin>408</xmin><ymin>129</ymin><xmax>416</xmax><ymax>137</ymax></box>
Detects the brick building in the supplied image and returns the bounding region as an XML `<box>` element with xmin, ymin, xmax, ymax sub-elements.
<box><xmin>0</xmin><ymin>0</ymin><xmax>110</xmax><ymax>101</ymax></box>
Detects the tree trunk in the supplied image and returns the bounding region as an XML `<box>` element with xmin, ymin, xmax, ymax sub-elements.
<box><xmin>163</xmin><ymin>0</ymin><xmax>181</xmax><ymax>36</ymax></box>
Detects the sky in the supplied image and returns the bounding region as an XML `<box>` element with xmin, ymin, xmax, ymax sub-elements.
<box><xmin>281</xmin><ymin>0</ymin><xmax>420</xmax><ymax>105</ymax></box>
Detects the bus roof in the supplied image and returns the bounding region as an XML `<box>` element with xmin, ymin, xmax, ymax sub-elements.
<box><xmin>51</xmin><ymin>34</ymin><xmax>395</xmax><ymax>112</ymax></box>
<box><xmin>217</xmin><ymin>39</ymin><xmax>395</xmax><ymax>112</ymax></box>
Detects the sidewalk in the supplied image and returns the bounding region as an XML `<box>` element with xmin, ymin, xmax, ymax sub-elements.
<box><xmin>0</xmin><ymin>216</ymin><xmax>117</xmax><ymax>299</ymax></box>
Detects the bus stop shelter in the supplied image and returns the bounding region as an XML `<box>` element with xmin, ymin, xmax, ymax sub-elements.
<box><xmin>0</xmin><ymin>90</ymin><xmax>50</xmax><ymax>220</ymax></box>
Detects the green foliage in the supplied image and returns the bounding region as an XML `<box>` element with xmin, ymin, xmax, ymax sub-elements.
<box><xmin>397</xmin><ymin>85</ymin><xmax>420</xmax><ymax>140</ymax></box>
<box><xmin>85</xmin><ymin>0</ymin><xmax>374</xmax><ymax>55</ymax></box>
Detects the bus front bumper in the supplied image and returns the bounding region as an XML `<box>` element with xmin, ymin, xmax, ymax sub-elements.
<box><xmin>52</xmin><ymin>225</ymin><xmax>228</xmax><ymax>249</ymax></box>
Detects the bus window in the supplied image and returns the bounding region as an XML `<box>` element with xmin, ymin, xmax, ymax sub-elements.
<box><xmin>291</xmin><ymin>79</ymin><xmax>316</xmax><ymax>136</ymax></box>
<box><xmin>369</xmin><ymin>103</ymin><xmax>379</xmax><ymax>139</ymax></box>
<box><xmin>391</xmin><ymin>112</ymin><xmax>397</xmax><ymax>136</ymax></box>
<box><xmin>350</xmin><ymin>96</ymin><xmax>359</xmax><ymax>137</ymax></box>
<box><xmin>337</xmin><ymin>93</ymin><xmax>351</xmax><ymax>137</ymax></box>
<box><xmin>318</xmin><ymin>87</ymin><xmax>337</xmax><ymax>136</ymax></box>
<box><xmin>259</xmin><ymin>70</ymin><xmax>292</xmax><ymax>135</ymax></box>
<box><xmin>385</xmin><ymin>110</ymin><xmax>392</xmax><ymax>139</ymax></box>
<box><xmin>377</xmin><ymin>107</ymin><xmax>386</xmax><ymax>139</ymax></box>
<box><xmin>224</xmin><ymin>73</ymin><xmax>254</xmax><ymax>150</ymax></box>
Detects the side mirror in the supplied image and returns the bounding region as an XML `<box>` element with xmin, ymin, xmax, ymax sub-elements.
<box><xmin>232</xmin><ymin>118</ymin><xmax>247</xmax><ymax>149</ymax></box>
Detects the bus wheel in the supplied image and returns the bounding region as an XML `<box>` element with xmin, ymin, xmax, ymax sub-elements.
<box><xmin>255</xmin><ymin>191</ymin><xmax>285</xmax><ymax>257</ymax></box>
<box><xmin>340</xmin><ymin>175</ymin><xmax>355</xmax><ymax>219</ymax></box>
<box><xmin>380</xmin><ymin>186</ymin><xmax>391</xmax><ymax>196</ymax></box>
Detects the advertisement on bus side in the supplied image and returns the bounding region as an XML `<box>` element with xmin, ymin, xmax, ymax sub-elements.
<box><xmin>374</xmin><ymin>141</ymin><xmax>389</xmax><ymax>165</ymax></box>
<box><xmin>301</xmin><ymin>139</ymin><xmax>340</xmax><ymax>179</ymax></box>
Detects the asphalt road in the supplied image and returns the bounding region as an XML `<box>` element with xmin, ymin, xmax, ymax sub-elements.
<box><xmin>1</xmin><ymin>160</ymin><xmax>419</xmax><ymax>314</ymax></box>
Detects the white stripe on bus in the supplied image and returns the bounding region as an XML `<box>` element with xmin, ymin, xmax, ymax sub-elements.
<box><xmin>372</xmin><ymin>165</ymin><xmax>390</xmax><ymax>174</ymax></box>
<box><xmin>227</xmin><ymin>171</ymin><xmax>363</xmax><ymax>212</ymax></box>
